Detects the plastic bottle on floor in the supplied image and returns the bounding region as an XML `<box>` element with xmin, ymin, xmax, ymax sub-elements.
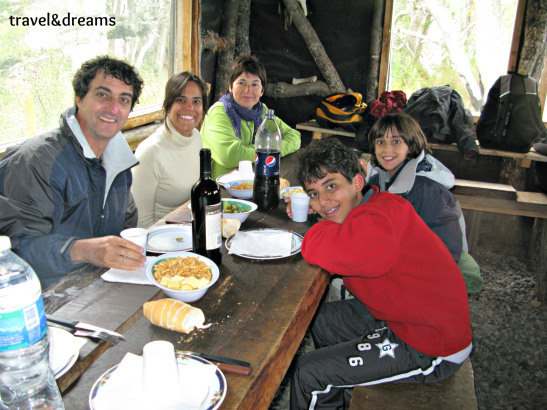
<box><xmin>0</xmin><ymin>236</ymin><xmax>64</xmax><ymax>409</ymax></box>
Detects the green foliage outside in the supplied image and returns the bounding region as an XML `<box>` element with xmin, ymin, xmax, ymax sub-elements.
<box><xmin>389</xmin><ymin>0</ymin><xmax>518</xmax><ymax>114</ymax></box>
<box><xmin>0</xmin><ymin>0</ymin><xmax>170</xmax><ymax>143</ymax></box>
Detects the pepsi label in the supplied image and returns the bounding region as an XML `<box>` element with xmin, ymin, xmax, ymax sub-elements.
<box><xmin>255</xmin><ymin>150</ymin><xmax>280</xmax><ymax>177</ymax></box>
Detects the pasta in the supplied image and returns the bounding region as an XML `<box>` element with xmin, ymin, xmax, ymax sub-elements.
<box><xmin>230</xmin><ymin>182</ymin><xmax>253</xmax><ymax>190</ymax></box>
<box><xmin>153</xmin><ymin>256</ymin><xmax>212</xmax><ymax>291</ymax></box>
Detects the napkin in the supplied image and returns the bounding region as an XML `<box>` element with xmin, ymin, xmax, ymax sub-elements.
<box><xmin>228</xmin><ymin>231</ymin><xmax>292</xmax><ymax>257</ymax></box>
<box><xmin>91</xmin><ymin>341</ymin><xmax>217</xmax><ymax>410</ymax></box>
<box><xmin>101</xmin><ymin>257</ymin><xmax>154</xmax><ymax>285</ymax></box>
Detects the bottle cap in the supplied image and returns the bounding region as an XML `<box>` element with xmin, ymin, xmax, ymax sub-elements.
<box><xmin>0</xmin><ymin>236</ymin><xmax>11</xmax><ymax>251</ymax></box>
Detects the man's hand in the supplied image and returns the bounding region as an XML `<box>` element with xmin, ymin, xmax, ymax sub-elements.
<box><xmin>70</xmin><ymin>236</ymin><xmax>146</xmax><ymax>270</ymax></box>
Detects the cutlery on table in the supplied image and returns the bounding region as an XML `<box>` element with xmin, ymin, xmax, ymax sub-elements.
<box><xmin>46</xmin><ymin>315</ymin><xmax>126</xmax><ymax>341</ymax></box>
<box><xmin>165</xmin><ymin>220</ymin><xmax>191</xmax><ymax>225</ymax></box>
<box><xmin>48</xmin><ymin>322</ymin><xmax>121</xmax><ymax>346</ymax></box>
<box><xmin>178</xmin><ymin>350</ymin><xmax>252</xmax><ymax>376</ymax></box>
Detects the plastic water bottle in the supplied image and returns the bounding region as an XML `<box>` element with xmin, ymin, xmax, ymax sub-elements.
<box><xmin>253</xmin><ymin>109</ymin><xmax>282</xmax><ymax>211</ymax></box>
<box><xmin>0</xmin><ymin>236</ymin><xmax>64</xmax><ymax>409</ymax></box>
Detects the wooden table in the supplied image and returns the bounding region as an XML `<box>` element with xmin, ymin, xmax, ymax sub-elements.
<box><xmin>44</xmin><ymin>153</ymin><xmax>330</xmax><ymax>409</ymax></box>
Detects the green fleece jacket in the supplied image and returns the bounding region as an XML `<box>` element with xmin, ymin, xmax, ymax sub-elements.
<box><xmin>201</xmin><ymin>101</ymin><xmax>301</xmax><ymax>179</ymax></box>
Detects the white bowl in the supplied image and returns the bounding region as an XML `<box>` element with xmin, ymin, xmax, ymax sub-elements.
<box><xmin>222</xmin><ymin>198</ymin><xmax>257</xmax><ymax>223</ymax></box>
<box><xmin>146</xmin><ymin>251</ymin><xmax>220</xmax><ymax>303</ymax></box>
<box><xmin>224</xmin><ymin>179</ymin><xmax>253</xmax><ymax>199</ymax></box>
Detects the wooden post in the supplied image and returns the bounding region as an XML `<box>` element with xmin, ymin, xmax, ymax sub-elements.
<box><xmin>281</xmin><ymin>0</ymin><xmax>346</xmax><ymax>93</ymax></box>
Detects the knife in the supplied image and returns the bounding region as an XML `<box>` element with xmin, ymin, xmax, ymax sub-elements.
<box><xmin>178</xmin><ymin>350</ymin><xmax>252</xmax><ymax>376</ymax></box>
<box><xmin>46</xmin><ymin>315</ymin><xmax>126</xmax><ymax>341</ymax></box>
<box><xmin>165</xmin><ymin>220</ymin><xmax>192</xmax><ymax>225</ymax></box>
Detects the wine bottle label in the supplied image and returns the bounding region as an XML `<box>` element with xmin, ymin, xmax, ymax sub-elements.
<box><xmin>255</xmin><ymin>151</ymin><xmax>280</xmax><ymax>177</ymax></box>
<box><xmin>0</xmin><ymin>292</ymin><xmax>47</xmax><ymax>351</ymax></box>
<box><xmin>204</xmin><ymin>203</ymin><xmax>222</xmax><ymax>250</ymax></box>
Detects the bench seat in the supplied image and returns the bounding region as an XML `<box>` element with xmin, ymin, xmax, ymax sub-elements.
<box><xmin>349</xmin><ymin>358</ymin><xmax>477</xmax><ymax>410</ymax></box>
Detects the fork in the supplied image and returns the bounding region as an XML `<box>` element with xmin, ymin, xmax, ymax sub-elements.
<box><xmin>48</xmin><ymin>322</ymin><xmax>120</xmax><ymax>346</ymax></box>
<box><xmin>73</xmin><ymin>330</ymin><xmax>120</xmax><ymax>346</ymax></box>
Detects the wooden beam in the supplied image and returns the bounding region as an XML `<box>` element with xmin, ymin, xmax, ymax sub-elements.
<box><xmin>378</xmin><ymin>0</ymin><xmax>394</xmax><ymax>98</ymax></box>
<box><xmin>182</xmin><ymin>0</ymin><xmax>193</xmax><ymax>70</ymax></box>
<box><xmin>192</xmin><ymin>0</ymin><xmax>200</xmax><ymax>73</ymax></box>
<box><xmin>507</xmin><ymin>0</ymin><xmax>526</xmax><ymax>72</ymax></box>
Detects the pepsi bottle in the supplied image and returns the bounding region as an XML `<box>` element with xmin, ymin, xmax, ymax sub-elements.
<box><xmin>253</xmin><ymin>109</ymin><xmax>282</xmax><ymax>211</ymax></box>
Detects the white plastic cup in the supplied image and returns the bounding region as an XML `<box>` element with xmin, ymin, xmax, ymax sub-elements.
<box><xmin>239</xmin><ymin>160</ymin><xmax>254</xmax><ymax>179</ymax></box>
<box><xmin>120</xmin><ymin>228</ymin><xmax>148</xmax><ymax>254</ymax></box>
<box><xmin>290</xmin><ymin>193</ymin><xmax>311</xmax><ymax>223</ymax></box>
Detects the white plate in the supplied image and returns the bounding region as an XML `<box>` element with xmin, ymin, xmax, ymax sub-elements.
<box><xmin>147</xmin><ymin>225</ymin><xmax>192</xmax><ymax>253</ymax></box>
<box><xmin>281</xmin><ymin>186</ymin><xmax>306</xmax><ymax>198</ymax></box>
<box><xmin>216</xmin><ymin>169</ymin><xmax>254</xmax><ymax>187</ymax></box>
<box><xmin>88</xmin><ymin>353</ymin><xmax>226</xmax><ymax>410</ymax></box>
<box><xmin>225</xmin><ymin>228</ymin><xmax>303</xmax><ymax>260</ymax></box>
<box><xmin>48</xmin><ymin>327</ymin><xmax>81</xmax><ymax>379</ymax></box>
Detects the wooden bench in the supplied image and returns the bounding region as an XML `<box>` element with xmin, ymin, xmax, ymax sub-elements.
<box><xmin>295</xmin><ymin>120</ymin><xmax>547</xmax><ymax>169</ymax></box>
<box><xmin>451</xmin><ymin>179</ymin><xmax>547</xmax><ymax>302</ymax></box>
<box><xmin>349</xmin><ymin>358</ymin><xmax>477</xmax><ymax>409</ymax></box>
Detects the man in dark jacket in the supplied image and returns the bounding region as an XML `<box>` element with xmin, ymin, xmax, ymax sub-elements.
<box><xmin>0</xmin><ymin>56</ymin><xmax>146</xmax><ymax>288</ymax></box>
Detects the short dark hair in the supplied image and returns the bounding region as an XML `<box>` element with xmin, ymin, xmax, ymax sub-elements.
<box><xmin>367</xmin><ymin>113</ymin><xmax>431</xmax><ymax>167</ymax></box>
<box><xmin>297</xmin><ymin>139</ymin><xmax>363</xmax><ymax>186</ymax></box>
<box><xmin>163</xmin><ymin>71</ymin><xmax>209</xmax><ymax>123</ymax></box>
<box><xmin>72</xmin><ymin>55</ymin><xmax>144</xmax><ymax>110</ymax></box>
<box><xmin>228</xmin><ymin>55</ymin><xmax>267</xmax><ymax>92</ymax></box>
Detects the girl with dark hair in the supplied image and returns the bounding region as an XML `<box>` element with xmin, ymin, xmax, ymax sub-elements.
<box><xmin>366</xmin><ymin>113</ymin><xmax>483</xmax><ymax>293</ymax></box>
<box><xmin>131</xmin><ymin>71</ymin><xmax>209</xmax><ymax>228</ymax></box>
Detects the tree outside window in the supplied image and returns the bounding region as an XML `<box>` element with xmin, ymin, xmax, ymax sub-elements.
<box><xmin>0</xmin><ymin>0</ymin><xmax>171</xmax><ymax>143</ymax></box>
<box><xmin>388</xmin><ymin>0</ymin><xmax>519</xmax><ymax>115</ymax></box>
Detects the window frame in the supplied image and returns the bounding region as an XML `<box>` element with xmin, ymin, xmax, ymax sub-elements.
<box><xmin>0</xmin><ymin>0</ymin><xmax>200</xmax><ymax>157</ymax></box>
<box><xmin>378</xmin><ymin>0</ymin><xmax>546</xmax><ymax>122</ymax></box>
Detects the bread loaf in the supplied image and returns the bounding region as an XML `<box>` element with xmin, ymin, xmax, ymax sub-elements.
<box><xmin>221</xmin><ymin>218</ymin><xmax>241</xmax><ymax>238</ymax></box>
<box><xmin>143</xmin><ymin>298</ymin><xmax>210</xmax><ymax>334</ymax></box>
<box><xmin>279</xmin><ymin>178</ymin><xmax>290</xmax><ymax>195</ymax></box>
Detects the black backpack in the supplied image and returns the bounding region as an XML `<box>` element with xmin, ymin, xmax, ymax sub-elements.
<box><xmin>476</xmin><ymin>73</ymin><xmax>547</xmax><ymax>153</ymax></box>
<box><xmin>315</xmin><ymin>93</ymin><xmax>366</xmax><ymax>132</ymax></box>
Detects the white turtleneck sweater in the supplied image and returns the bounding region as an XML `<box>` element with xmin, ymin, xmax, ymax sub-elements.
<box><xmin>131</xmin><ymin>118</ymin><xmax>202</xmax><ymax>228</ymax></box>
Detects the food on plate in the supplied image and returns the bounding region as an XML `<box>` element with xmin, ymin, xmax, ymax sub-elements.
<box><xmin>143</xmin><ymin>298</ymin><xmax>209</xmax><ymax>334</ymax></box>
<box><xmin>152</xmin><ymin>256</ymin><xmax>212</xmax><ymax>291</ymax></box>
<box><xmin>222</xmin><ymin>218</ymin><xmax>241</xmax><ymax>238</ymax></box>
<box><xmin>223</xmin><ymin>202</ymin><xmax>249</xmax><ymax>213</ymax></box>
<box><xmin>230</xmin><ymin>182</ymin><xmax>253</xmax><ymax>190</ymax></box>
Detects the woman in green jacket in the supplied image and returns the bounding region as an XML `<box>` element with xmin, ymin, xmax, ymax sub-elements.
<box><xmin>201</xmin><ymin>55</ymin><xmax>301</xmax><ymax>179</ymax></box>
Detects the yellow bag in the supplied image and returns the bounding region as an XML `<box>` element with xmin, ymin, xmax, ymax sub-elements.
<box><xmin>315</xmin><ymin>93</ymin><xmax>367</xmax><ymax>132</ymax></box>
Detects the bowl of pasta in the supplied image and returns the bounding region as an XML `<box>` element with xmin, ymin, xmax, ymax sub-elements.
<box><xmin>146</xmin><ymin>251</ymin><xmax>220</xmax><ymax>302</ymax></box>
<box><xmin>224</xmin><ymin>179</ymin><xmax>253</xmax><ymax>199</ymax></box>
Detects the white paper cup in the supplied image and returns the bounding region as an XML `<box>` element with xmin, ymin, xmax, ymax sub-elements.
<box><xmin>239</xmin><ymin>160</ymin><xmax>253</xmax><ymax>179</ymax></box>
<box><xmin>142</xmin><ymin>341</ymin><xmax>183</xmax><ymax>407</ymax></box>
<box><xmin>120</xmin><ymin>228</ymin><xmax>148</xmax><ymax>254</ymax></box>
<box><xmin>290</xmin><ymin>192</ymin><xmax>311</xmax><ymax>223</ymax></box>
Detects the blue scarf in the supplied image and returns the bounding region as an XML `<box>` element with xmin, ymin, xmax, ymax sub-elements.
<box><xmin>219</xmin><ymin>93</ymin><xmax>264</xmax><ymax>143</ymax></box>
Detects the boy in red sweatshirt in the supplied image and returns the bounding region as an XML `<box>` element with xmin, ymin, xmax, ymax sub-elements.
<box><xmin>290</xmin><ymin>139</ymin><xmax>472</xmax><ymax>410</ymax></box>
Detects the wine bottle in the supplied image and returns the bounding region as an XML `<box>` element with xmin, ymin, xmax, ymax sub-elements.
<box><xmin>191</xmin><ymin>148</ymin><xmax>222</xmax><ymax>265</ymax></box>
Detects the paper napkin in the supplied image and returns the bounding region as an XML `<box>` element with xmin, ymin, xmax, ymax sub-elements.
<box><xmin>228</xmin><ymin>231</ymin><xmax>292</xmax><ymax>257</ymax></box>
<box><xmin>91</xmin><ymin>341</ymin><xmax>217</xmax><ymax>410</ymax></box>
<box><xmin>100</xmin><ymin>257</ymin><xmax>154</xmax><ymax>285</ymax></box>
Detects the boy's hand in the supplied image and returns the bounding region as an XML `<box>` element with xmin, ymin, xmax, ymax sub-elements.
<box><xmin>284</xmin><ymin>196</ymin><xmax>314</xmax><ymax>220</ymax></box>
